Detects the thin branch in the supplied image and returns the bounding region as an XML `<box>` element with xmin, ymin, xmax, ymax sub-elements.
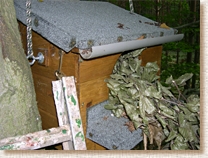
<box><xmin>174</xmin><ymin>20</ymin><xmax>200</xmax><ymax>29</ymax></box>
<box><xmin>160</xmin><ymin>97</ymin><xmax>184</xmax><ymax>106</ymax></box>
<box><xmin>171</xmin><ymin>80</ymin><xmax>187</xmax><ymax>102</ymax></box>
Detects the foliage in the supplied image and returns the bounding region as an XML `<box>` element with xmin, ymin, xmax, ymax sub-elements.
<box><xmin>160</xmin><ymin>53</ymin><xmax>200</xmax><ymax>88</ymax></box>
<box><xmin>104</xmin><ymin>48</ymin><xmax>200</xmax><ymax>150</ymax></box>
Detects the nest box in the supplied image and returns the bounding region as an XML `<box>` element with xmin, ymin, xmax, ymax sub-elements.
<box><xmin>14</xmin><ymin>0</ymin><xmax>183</xmax><ymax>150</ymax></box>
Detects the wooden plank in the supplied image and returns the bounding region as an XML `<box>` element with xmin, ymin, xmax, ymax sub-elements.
<box><xmin>78</xmin><ymin>76</ymin><xmax>110</xmax><ymax>108</ymax></box>
<box><xmin>0</xmin><ymin>125</ymin><xmax>71</xmax><ymax>150</ymax></box>
<box><xmin>140</xmin><ymin>45</ymin><xmax>162</xmax><ymax>67</ymax></box>
<box><xmin>52</xmin><ymin>80</ymin><xmax>74</xmax><ymax>150</ymax></box>
<box><xmin>32</xmin><ymin>74</ymin><xmax>58</xmax><ymax>121</ymax></box>
<box><xmin>78</xmin><ymin>54</ymin><xmax>120</xmax><ymax>83</ymax></box>
<box><xmin>62</xmin><ymin>77</ymin><xmax>87</xmax><ymax>150</ymax></box>
<box><xmin>38</xmin><ymin>108</ymin><xmax>59</xmax><ymax>130</ymax></box>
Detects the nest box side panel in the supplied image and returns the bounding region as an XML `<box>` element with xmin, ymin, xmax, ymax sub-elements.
<box><xmin>140</xmin><ymin>45</ymin><xmax>163</xmax><ymax>67</ymax></box>
<box><xmin>18</xmin><ymin>22</ymin><xmax>80</xmax><ymax>127</ymax></box>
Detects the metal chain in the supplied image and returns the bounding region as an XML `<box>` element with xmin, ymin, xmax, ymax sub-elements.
<box><xmin>26</xmin><ymin>0</ymin><xmax>40</xmax><ymax>65</ymax></box>
<box><xmin>26</xmin><ymin>0</ymin><xmax>33</xmax><ymax>58</ymax></box>
<box><xmin>129</xmin><ymin>0</ymin><xmax>134</xmax><ymax>13</ymax></box>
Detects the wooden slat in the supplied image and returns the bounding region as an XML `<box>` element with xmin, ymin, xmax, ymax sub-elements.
<box><xmin>52</xmin><ymin>80</ymin><xmax>74</xmax><ymax>150</ymax></box>
<box><xmin>38</xmin><ymin>108</ymin><xmax>58</xmax><ymax>129</ymax></box>
<box><xmin>78</xmin><ymin>54</ymin><xmax>120</xmax><ymax>83</ymax></box>
<box><xmin>0</xmin><ymin>125</ymin><xmax>71</xmax><ymax>150</ymax></box>
<box><xmin>139</xmin><ymin>45</ymin><xmax>163</xmax><ymax>67</ymax></box>
<box><xmin>61</xmin><ymin>77</ymin><xmax>87</xmax><ymax>150</ymax></box>
<box><xmin>77</xmin><ymin>76</ymin><xmax>110</xmax><ymax>108</ymax></box>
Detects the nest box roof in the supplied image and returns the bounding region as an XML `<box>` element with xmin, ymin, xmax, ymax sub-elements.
<box><xmin>14</xmin><ymin>0</ymin><xmax>183</xmax><ymax>59</ymax></box>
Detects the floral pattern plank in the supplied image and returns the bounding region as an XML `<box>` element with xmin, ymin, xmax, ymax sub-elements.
<box><xmin>62</xmin><ymin>76</ymin><xmax>86</xmax><ymax>150</ymax></box>
<box><xmin>52</xmin><ymin>80</ymin><xmax>74</xmax><ymax>150</ymax></box>
<box><xmin>0</xmin><ymin>125</ymin><xmax>71</xmax><ymax>150</ymax></box>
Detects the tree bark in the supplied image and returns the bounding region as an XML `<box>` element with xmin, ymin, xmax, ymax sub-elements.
<box><xmin>0</xmin><ymin>0</ymin><xmax>42</xmax><ymax>140</ymax></box>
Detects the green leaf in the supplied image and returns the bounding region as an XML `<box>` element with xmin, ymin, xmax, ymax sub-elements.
<box><xmin>106</xmin><ymin>79</ymin><xmax>121</xmax><ymax>88</ymax></box>
<box><xmin>185</xmin><ymin>113</ymin><xmax>198</xmax><ymax>122</ymax></box>
<box><xmin>129</xmin><ymin>58</ymin><xmax>141</xmax><ymax>72</ymax></box>
<box><xmin>185</xmin><ymin>95</ymin><xmax>200</xmax><ymax>113</ymax></box>
<box><xmin>119</xmin><ymin>99</ymin><xmax>136</xmax><ymax>115</ymax></box>
<box><xmin>187</xmin><ymin>94</ymin><xmax>200</xmax><ymax>105</ymax></box>
<box><xmin>155</xmin><ymin>114</ymin><xmax>168</xmax><ymax>128</ymax></box>
<box><xmin>139</xmin><ymin>95</ymin><xmax>156</xmax><ymax>115</ymax></box>
<box><xmin>104</xmin><ymin>104</ymin><xmax>118</xmax><ymax>110</ymax></box>
<box><xmin>160</xmin><ymin>111</ymin><xmax>175</xmax><ymax>120</ymax></box>
<box><xmin>179</xmin><ymin>126</ymin><xmax>197</xmax><ymax>142</ymax></box>
<box><xmin>163</xmin><ymin>128</ymin><xmax>170</xmax><ymax>137</ymax></box>
<box><xmin>174</xmin><ymin>73</ymin><xmax>193</xmax><ymax>86</ymax></box>
<box><xmin>165</xmin><ymin>130</ymin><xmax>178</xmax><ymax>142</ymax></box>
<box><xmin>143</xmin><ymin>86</ymin><xmax>162</xmax><ymax>99</ymax></box>
<box><xmin>110</xmin><ymin>74</ymin><xmax>125</xmax><ymax>81</ymax></box>
<box><xmin>158</xmin><ymin>102</ymin><xmax>175</xmax><ymax>117</ymax></box>
<box><xmin>157</xmin><ymin>81</ymin><xmax>174</xmax><ymax>97</ymax></box>
<box><xmin>171</xmin><ymin>137</ymin><xmax>189</xmax><ymax>150</ymax></box>
<box><xmin>112</xmin><ymin>108</ymin><xmax>124</xmax><ymax>117</ymax></box>
<box><xmin>141</xmin><ymin>62</ymin><xmax>160</xmax><ymax>82</ymax></box>
<box><xmin>185</xmin><ymin>103</ymin><xmax>199</xmax><ymax>113</ymax></box>
<box><xmin>165</xmin><ymin>75</ymin><xmax>173</xmax><ymax>85</ymax></box>
<box><xmin>131</xmin><ymin>48</ymin><xmax>146</xmax><ymax>57</ymax></box>
<box><xmin>178</xmin><ymin>112</ymin><xmax>186</xmax><ymax>127</ymax></box>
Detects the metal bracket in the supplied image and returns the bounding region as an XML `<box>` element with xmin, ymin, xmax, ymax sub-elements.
<box><xmin>28</xmin><ymin>52</ymin><xmax>45</xmax><ymax>65</ymax></box>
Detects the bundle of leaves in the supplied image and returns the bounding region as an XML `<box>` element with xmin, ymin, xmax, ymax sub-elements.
<box><xmin>104</xmin><ymin>48</ymin><xmax>200</xmax><ymax>150</ymax></box>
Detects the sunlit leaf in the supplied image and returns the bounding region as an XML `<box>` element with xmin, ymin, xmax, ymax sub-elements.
<box><xmin>131</xmin><ymin>48</ymin><xmax>146</xmax><ymax>57</ymax></box>
<box><xmin>179</xmin><ymin>126</ymin><xmax>197</xmax><ymax>142</ymax></box>
<box><xmin>158</xmin><ymin>102</ymin><xmax>175</xmax><ymax>117</ymax></box>
<box><xmin>141</xmin><ymin>62</ymin><xmax>160</xmax><ymax>82</ymax></box>
<box><xmin>140</xmin><ymin>95</ymin><xmax>156</xmax><ymax>115</ymax></box>
<box><xmin>155</xmin><ymin>114</ymin><xmax>168</xmax><ymax>128</ymax></box>
<box><xmin>171</xmin><ymin>138</ymin><xmax>189</xmax><ymax>150</ymax></box>
<box><xmin>178</xmin><ymin>112</ymin><xmax>186</xmax><ymax>127</ymax></box>
<box><xmin>165</xmin><ymin>75</ymin><xmax>173</xmax><ymax>85</ymax></box>
<box><xmin>157</xmin><ymin>81</ymin><xmax>174</xmax><ymax>97</ymax></box>
<box><xmin>185</xmin><ymin>103</ymin><xmax>199</xmax><ymax>113</ymax></box>
<box><xmin>112</xmin><ymin>108</ymin><xmax>124</xmax><ymax>118</ymax></box>
<box><xmin>163</xmin><ymin>128</ymin><xmax>170</xmax><ymax>137</ymax></box>
<box><xmin>174</xmin><ymin>73</ymin><xmax>193</xmax><ymax>86</ymax></box>
<box><xmin>143</xmin><ymin>86</ymin><xmax>162</xmax><ymax>99</ymax></box>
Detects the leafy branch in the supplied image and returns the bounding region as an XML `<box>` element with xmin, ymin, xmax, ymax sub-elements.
<box><xmin>105</xmin><ymin>48</ymin><xmax>200</xmax><ymax>150</ymax></box>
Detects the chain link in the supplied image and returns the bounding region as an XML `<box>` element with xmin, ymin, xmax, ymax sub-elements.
<box><xmin>129</xmin><ymin>0</ymin><xmax>134</xmax><ymax>13</ymax></box>
<box><xmin>26</xmin><ymin>0</ymin><xmax>34</xmax><ymax>62</ymax></box>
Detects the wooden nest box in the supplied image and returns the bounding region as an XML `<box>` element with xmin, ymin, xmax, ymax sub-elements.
<box><xmin>14</xmin><ymin>0</ymin><xmax>183</xmax><ymax>150</ymax></box>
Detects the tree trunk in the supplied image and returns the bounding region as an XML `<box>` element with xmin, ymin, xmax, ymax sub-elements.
<box><xmin>0</xmin><ymin>0</ymin><xmax>42</xmax><ymax>140</ymax></box>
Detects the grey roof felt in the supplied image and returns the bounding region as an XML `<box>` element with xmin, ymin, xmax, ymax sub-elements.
<box><xmin>14</xmin><ymin>0</ymin><xmax>176</xmax><ymax>53</ymax></box>
<box><xmin>86</xmin><ymin>100</ymin><xmax>143</xmax><ymax>150</ymax></box>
